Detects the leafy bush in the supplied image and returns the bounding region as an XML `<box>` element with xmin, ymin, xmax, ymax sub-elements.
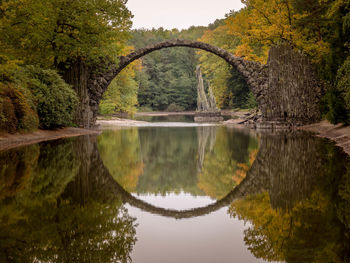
<box><xmin>166</xmin><ymin>103</ymin><xmax>185</xmax><ymax>112</ymax></box>
<box><xmin>99</xmin><ymin>65</ymin><xmax>138</xmax><ymax>115</ymax></box>
<box><xmin>99</xmin><ymin>102</ymin><xmax>117</xmax><ymax>115</ymax></box>
<box><xmin>323</xmin><ymin>56</ymin><xmax>350</xmax><ymax>124</ymax></box>
<box><xmin>336</xmin><ymin>56</ymin><xmax>350</xmax><ymax>121</ymax></box>
<box><xmin>323</xmin><ymin>87</ymin><xmax>348</xmax><ymax>124</ymax></box>
<box><xmin>1</xmin><ymin>62</ymin><xmax>78</xmax><ymax>132</ymax></box>
<box><xmin>137</xmin><ymin>106</ymin><xmax>153</xmax><ymax>112</ymax></box>
<box><xmin>23</xmin><ymin>66</ymin><xmax>78</xmax><ymax>129</ymax></box>
<box><xmin>245</xmin><ymin>92</ymin><xmax>258</xmax><ymax>109</ymax></box>
<box><xmin>0</xmin><ymin>55</ymin><xmax>21</xmax><ymax>83</ymax></box>
<box><xmin>0</xmin><ymin>83</ymin><xmax>39</xmax><ymax>133</ymax></box>
<box><xmin>0</xmin><ymin>92</ymin><xmax>17</xmax><ymax>133</ymax></box>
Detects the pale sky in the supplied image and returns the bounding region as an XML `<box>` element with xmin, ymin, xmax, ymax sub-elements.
<box><xmin>126</xmin><ymin>0</ymin><xmax>244</xmax><ymax>30</ymax></box>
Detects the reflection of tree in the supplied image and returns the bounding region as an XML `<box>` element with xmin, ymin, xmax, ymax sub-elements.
<box><xmin>230</xmin><ymin>192</ymin><xmax>287</xmax><ymax>261</ymax></box>
<box><xmin>0</xmin><ymin>198</ymin><xmax>136</xmax><ymax>263</ymax></box>
<box><xmin>0</xmin><ymin>136</ymin><xmax>137</xmax><ymax>262</ymax></box>
<box><xmin>97</xmin><ymin>127</ymin><xmax>260</xmax><ymax>199</ymax></box>
<box><xmin>197</xmin><ymin>127</ymin><xmax>259</xmax><ymax>199</ymax></box>
<box><xmin>136</xmin><ymin>127</ymin><xmax>203</xmax><ymax>195</ymax></box>
<box><xmin>0</xmin><ymin>139</ymin><xmax>79</xmax><ymax>203</ymax></box>
<box><xmin>0</xmin><ymin>145</ymin><xmax>39</xmax><ymax>200</ymax></box>
<box><xmin>229</xmin><ymin>133</ymin><xmax>350</xmax><ymax>262</ymax></box>
<box><xmin>98</xmin><ymin>129</ymin><xmax>144</xmax><ymax>192</ymax></box>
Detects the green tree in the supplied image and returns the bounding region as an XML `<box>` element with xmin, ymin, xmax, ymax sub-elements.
<box><xmin>130</xmin><ymin>28</ymin><xmax>201</xmax><ymax>111</ymax></box>
<box><xmin>0</xmin><ymin>0</ymin><xmax>132</xmax><ymax>67</ymax></box>
<box><xmin>197</xmin><ymin>17</ymin><xmax>256</xmax><ymax>109</ymax></box>
<box><xmin>99</xmin><ymin>48</ymin><xmax>140</xmax><ymax>115</ymax></box>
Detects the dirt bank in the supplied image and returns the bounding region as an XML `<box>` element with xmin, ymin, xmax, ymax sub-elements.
<box><xmin>0</xmin><ymin>127</ymin><xmax>100</xmax><ymax>151</ymax></box>
<box><xmin>300</xmin><ymin>120</ymin><xmax>350</xmax><ymax>155</ymax></box>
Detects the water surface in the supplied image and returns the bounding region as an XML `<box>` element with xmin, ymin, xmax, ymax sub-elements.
<box><xmin>0</xmin><ymin>123</ymin><xmax>349</xmax><ymax>262</ymax></box>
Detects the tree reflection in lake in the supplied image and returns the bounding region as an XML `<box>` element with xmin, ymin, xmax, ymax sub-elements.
<box><xmin>229</xmin><ymin>132</ymin><xmax>350</xmax><ymax>263</ymax></box>
<box><xmin>1</xmin><ymin>127</ymin><xmax>350</xmax><ymax>262</ymax></box>
<box><xmin>97</xmin><ymin>126</ymin><xmax>259</xmax><ymax>199</ymax></box>
<box><xmin>0</xmin><ymin>137</ymin><xmax>137</xmax><ymax>263</ymax></box>
<box><xmin>197</xmin><ymin>127</ymin><xmax>259</xmax><ymax>199</ymax></box>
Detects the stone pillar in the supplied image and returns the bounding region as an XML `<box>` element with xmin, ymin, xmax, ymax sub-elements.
<box><xmin>196</xmin><ymin>66</ymin><xmax>210</xmax><ymax>112</ymax></box>
<box><xmin>263</xmin><ymin>44</ymin><xmax>322</xmax><ymax>126</ymax></box>
<box><xmin>62</xmin><ymin>59</ymin><xmax>94</xmax><ymax>128</ymax></box>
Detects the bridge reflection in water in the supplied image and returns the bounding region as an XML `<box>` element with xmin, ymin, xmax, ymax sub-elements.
<box><xmin>62</xmin><ymin>130</ymin><xmax>331</xmax><ymax>219</ymax></box>
<box><xmin>0</xmin><ymin>128</ymin><xmax>349</xmax><ymax>262</ymax></box>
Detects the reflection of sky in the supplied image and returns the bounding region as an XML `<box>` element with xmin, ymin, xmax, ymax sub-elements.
<box><xmin>131</xmin><ymin>191</ymin><xmax>215</xmax><ymax>209</ymax></box>
<box><xmin>126</xmin><ymin>193</ymin><xmax>268</xmax><ymax>263</ymax></box>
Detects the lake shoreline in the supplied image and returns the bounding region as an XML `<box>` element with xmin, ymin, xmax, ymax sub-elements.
<box><xmin>1</xmin><ymin>117</ymin><xmax>349</xmax><ymax>157</ymax></box>
<box><xmin>0</xmin><ymin>127</ymin><xmax>101</xmax><ymax>151</ymax></box>
<box><xmin>299</xmin><ymin>120</ymin><xmax>350</xmax><ymax>156</ymax></box>
<box><xmin>223</xmin><ymin>118</ymin><xmax>350</xmax><ymax>156</ymax></box>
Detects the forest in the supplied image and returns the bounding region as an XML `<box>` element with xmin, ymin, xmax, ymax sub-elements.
<box><xmin>1</xmin><ymin>0</ymin><xmax>350</xmax><ymax>133</ymax></box>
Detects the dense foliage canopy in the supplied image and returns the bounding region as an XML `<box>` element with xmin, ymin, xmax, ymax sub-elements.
<box><xmin>0</xmin><ymin>0</ymin><xmax>132</xmax><ymax>131</ymax></box>
<box><xmin>0</xmin><ymin>0</ymin><xmax>132</xmax><ymax>67</ymax></box>
<box><xmin>0</xmin><ymin>60</ymin><xmax>77</xmax><ymax>131</ymax></box>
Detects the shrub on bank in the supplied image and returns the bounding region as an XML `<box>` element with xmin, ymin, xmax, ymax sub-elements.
<box><xmin>336</xmin><ymin>56</ymin><xmax>350</xmax><ymax>122</ymax></box>
<box><xmin>23</xmin><ymin>66</ymin><xmax>78</xmax><ymax>129</ymax></box>
<box><xmin>166</xmin><ymin>103</ymin><xmax>185</xmax><ymax>112</ymax></box>
<box><xmin>323</xmin><ymin>56</ymin><xmax>350</xmax><ymax>124</ymax></box>
<box><xmin>0</xmin><ymin>58</ymin><xmax>78</xmax><ymax>132</ymax></box>
<box><xmin>0</xmin><ymin>83</ymin><xmax>39</xmax><ymax>133</ymax></box>
<box><xmin>0</xmin><ymin>56</ymin><xmax>39</xmax><ymax>132</ymax></box>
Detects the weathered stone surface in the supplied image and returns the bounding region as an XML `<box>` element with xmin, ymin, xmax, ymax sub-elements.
<box><xmin>194</xmin><ymin>65</ymin><xmax>223</xmax><ymax>122</ymax></box>
<box><xmin>263</xmin><ymin>44</ymin><xmax>322</xmax><ymax>125</ymax></box>
<box><xmin>196</xmin><ymin>66</ymin><xmax>210</xmax><ymax>112</ymax></box>
<box><xmin>81</xmin><ymin>39</ymin><xmax>266</xmax><ymax>127</ymax></box>
<box><xmin>73</xmin><ymin>39</ymin><xmax>321</xmax><ymax>128</ymax></box>
<box><xmin>208</xmin><ymin>85</ymin><xmax>218</xmax><ymax>111</ymax></box>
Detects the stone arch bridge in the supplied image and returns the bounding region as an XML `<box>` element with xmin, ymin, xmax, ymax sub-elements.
<box><xmin>65</xmin><ymin>39</ymin><xmax>322</xmax><ymax>128</ymax></box>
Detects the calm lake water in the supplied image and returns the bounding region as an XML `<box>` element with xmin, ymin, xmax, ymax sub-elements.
<box><xmin>1</xmin><ymin>119</ymin><xmax>350</xmax><ymax>262</ymax></box>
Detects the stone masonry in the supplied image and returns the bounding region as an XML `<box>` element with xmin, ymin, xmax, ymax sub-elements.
<box><xmin>74</xmin><ymin>39</ymin><xmax>321</xmax><ymax>128</ymax></box>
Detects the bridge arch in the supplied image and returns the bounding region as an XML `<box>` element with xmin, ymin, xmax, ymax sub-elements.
<box><xmin>111</xmin><ymin>156</ymin><xmax>262</xmax><ymax>219</ymax></box>
<box><xmin>80</xmin><ymin>40</ymin><xmax>322</xmax><ymax>128</ymax></box>
<box><xmin>111</xmin><ymin>39</ymin><xmax>267</xmax><ymax>91</ymax></box>
<box><xmin>87</xmin><ymin>39</ymin><xmax>268</xmax><ymax>126</ymax></box>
